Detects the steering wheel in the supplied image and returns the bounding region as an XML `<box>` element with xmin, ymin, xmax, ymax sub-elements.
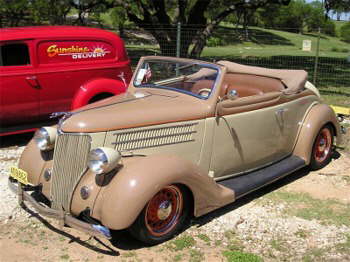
<box><xmin>197</xmin><ymin>88</ymin><xmax>212</xmax><ymax>98</ymax></box>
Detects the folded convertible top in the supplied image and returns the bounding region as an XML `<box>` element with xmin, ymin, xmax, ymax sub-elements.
<box><xmin>218</xmin><ymin>60</ymin><xmax>308</xmax><ymax>94</ymax></box>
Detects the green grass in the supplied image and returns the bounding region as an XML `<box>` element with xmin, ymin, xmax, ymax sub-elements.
<box><xmin>222</xmin><ymin>251</ymin><xmax>263</xmax><ymax>262</ymax></box>
<box><xmin>270</xmin><ymin>238</ymin><xmax>288</xmax><ymax>252</ymax></box>
<box><xmin>262</xmin><ymin>191</ymin><xmax>350</xmax><ymax>226</ymax></box>
<box><xmin>197</xmin><ymin>233</ymin><xmax>211</xmax><ymax>244</ymax></box>
<box><xmin>202</xmin><ymin>26</ymin><xmax>350</xmax><ymax>58</ymax></box>
<box><xmin>334</xmin><ymin>21</ymin><xmax>348</xmax><ymax>36</ymax></box>
<box><xmin>224</xmin><ymin>230</ymin><xmax>244</xmax><ymax>252</ymax></box>
<box><xmin>166</xmin><ymin>235</ymin><xmax>196</xmax><ymax>251</ymax></box>
<box><xmin>173</xmin><ymin>254</ymin><xmax>183</xmax><ymax>262</ymax></box>
<box><xmin>319</xmin><ymin>86</ymin><xmax>350</xmax><ymax>107</ymax></box>
<box><xmin>302</xmin><ymin>248</ymin><xmax>327</xmax><ymax>262</ymax></box>
<box><xmin>189</xmin><ymin>250</ymin><xmax>204</xmax><ymax>262</ymax></box>
<box><xmin>336</xmin><ymin>234</ymin><xmax>350</xmax><ymax>254</ymax></box>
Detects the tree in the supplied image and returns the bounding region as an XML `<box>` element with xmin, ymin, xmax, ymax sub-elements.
<box><xmin>340</xmin><ymin>22</ymin><xmax>350</xmax><ymax>42</ymax></box>
<box><xmin>110</xmin><ymin>7</ymin><xmax>127</xmax><ymax>37</ymax></box>
<box><xmin>114</xmin><ymin>0</ymin><xmax>290</xmax><ymax>57</ymax></box>
<box><xmin>0</xmin><ymin>0</ymin><xmax>30</xmax><ymax>27</ymax></box>
<box><xmin>69</xmin><ymin>0</ymin><xmax>114</xmax><ymax>25</ymax></box>
<box><xmin>0</xmin><ymin>0</ymin><xmax>71</xmax><ymax>27</ymax></box>
<box><xmin>257</xmin><ymin>0</ymin><xmax>311</xmax><ymax>33</ymax></box>
<box><xmin>325</xmin><ymin>0</ymin><xmax>350</xmax><ymax>17</ymax></box>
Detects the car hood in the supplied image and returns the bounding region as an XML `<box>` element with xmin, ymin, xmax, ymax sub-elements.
<box><xmin>60</xmin><ymin>89</ymin><xmax>214</xmax><ymax>133</ymax></box>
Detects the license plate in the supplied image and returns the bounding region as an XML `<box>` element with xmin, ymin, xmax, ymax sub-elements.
<box><xmin>10</xmin><ymin>166</ymin><xmax>29</xmax><ymax>185</ymax></box>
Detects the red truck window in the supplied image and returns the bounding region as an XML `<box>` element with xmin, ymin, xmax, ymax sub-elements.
<box><xmin>1</xmin><ymin>43</ymin><xmax>30</xmax><ymax>66</ymax></box>
<box><xmin>38</xmin><ymin>40</ymin><xmax>116</xmax><ymax>64</ymax></box>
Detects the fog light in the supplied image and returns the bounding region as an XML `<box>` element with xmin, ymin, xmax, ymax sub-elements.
<box><xmin>80</xmin><ymin>186</ymin><xmax>90</xmax><ymax>200</ymax></box>
<box><xmin>43</xmin><ymin>168</ymin><xmax>52</xmax><ymax>181</ymax></box>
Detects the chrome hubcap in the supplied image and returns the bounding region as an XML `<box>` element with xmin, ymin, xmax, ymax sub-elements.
<box><xmin>157</xmin><ymin>201</ymin><xmax>172</xmax><ymax>220</ymax></box>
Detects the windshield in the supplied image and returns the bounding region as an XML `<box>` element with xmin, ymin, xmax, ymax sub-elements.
<box><xmin>134</xmin><ymin>59</ymin><xmax>219</xmax><ymax>99</ymax></box>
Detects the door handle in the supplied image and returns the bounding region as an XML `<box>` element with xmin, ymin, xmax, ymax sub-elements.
<box><xmin>25</xmin><ymin>75</ymin><xmax>40</xmax><ymax>89</ymax></box>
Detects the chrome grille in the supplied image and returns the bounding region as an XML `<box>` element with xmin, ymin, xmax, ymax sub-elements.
<box><xmin>51</xmin><ymin>134</ymin><xmax>91</xmax><ymax>211</ymax></box>
<box><xmin>112</xmin><ymin>122</ymin><xmax>198</xmax><ymax>151</ymax></box>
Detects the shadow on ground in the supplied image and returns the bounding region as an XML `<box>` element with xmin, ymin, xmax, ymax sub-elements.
<box><xmin>0</xmin><ymin>133</ymin><xmax>33</xmax><ymax>149</ymax></box>
<box><xmin>211</xmin><ymin>26</ymin><xmax>294</xmax><ymax>46</ymax></box>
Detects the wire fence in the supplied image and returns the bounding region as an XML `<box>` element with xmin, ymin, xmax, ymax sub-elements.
<box><xmin>123</xmin><ymin>24</ymin><xmax>350</xmax><ymax>91</ymax></box>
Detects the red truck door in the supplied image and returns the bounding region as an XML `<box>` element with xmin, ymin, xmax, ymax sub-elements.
<box><xmin>35</xmin><ymin>39</ymin><xmax>120</xmax><ymax>120</ymax></box>
<box><xmin>0</xmin><ymin>41</ymin><xmax>39</xmax><ymax>128</ymax></box>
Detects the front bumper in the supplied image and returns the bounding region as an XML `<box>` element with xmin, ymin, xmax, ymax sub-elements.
<box><xmin>8</xmin><ymin>179</ymin><xmax>111</xmax><ymax>239</ymax></box>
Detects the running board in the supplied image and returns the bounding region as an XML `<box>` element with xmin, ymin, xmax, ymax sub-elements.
<box><xmin>218</xmin><ymin>155</ymin><xmax>306</xmax><ymax>199</ymax></box>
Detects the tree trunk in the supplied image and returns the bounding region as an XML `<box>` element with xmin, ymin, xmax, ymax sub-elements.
<box><xmin>119</xmin><ymin>23</ymin><xmax>124</xmax><ymax>38</ymax></box>
<box><xmin>190</xmin><ymin>24</ymin><xmax>215</xmax><ymax>58</ymax></box>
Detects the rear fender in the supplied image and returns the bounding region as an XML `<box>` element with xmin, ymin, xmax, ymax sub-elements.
<box><xmin>71</xmin><ymin>78</ymin><xmax>127</xmax><ymax>110</ymax></box>
<box><xmin>293</xmin><ymin>103</ymin><xmax>341</xmax><ymax>165</ymax></box>
<box><xmin>90</xmin><ymin>155</ymin><xmax>234</xmax><ymax>230</ymax></box>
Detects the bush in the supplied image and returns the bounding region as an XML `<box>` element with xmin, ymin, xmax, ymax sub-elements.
<box><xmin>322</xmin><ymin>20</ymin><xmax>336</xmax><ymax>37</ymax></box>
<box><xmin>207</xmin><ymin>37</ymin><xmax>223</xmax><ymax>47</ymax></box>
<box><xmin>340</xmin><ymin>22</ymin><xmax>350</xmax><ymax>43</ymax></box>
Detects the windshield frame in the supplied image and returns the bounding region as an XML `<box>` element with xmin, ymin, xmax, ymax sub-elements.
<box><xmin>133</xmin><ymin>58</ymin><xmax>222</xmax><ymax>100</ymax></box>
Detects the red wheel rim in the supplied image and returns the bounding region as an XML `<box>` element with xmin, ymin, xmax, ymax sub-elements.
<box><xmin>313</xmin><ymin>128</ymin><xmax>332</xmax><ymax>163</ymax></box>
<box><xmin>145</xmin><ymin>186</ymin><xmax>183</xmax><ymax>237</ymax></box>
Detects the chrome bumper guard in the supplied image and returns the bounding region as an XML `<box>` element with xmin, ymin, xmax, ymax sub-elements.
<box><xmin>8</xmin><ymin>179</ymin><xmax>111</xmax><ymax>239</ymax></box>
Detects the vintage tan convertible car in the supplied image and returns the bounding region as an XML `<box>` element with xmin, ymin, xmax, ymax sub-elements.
<box><xmin>9</xmin><ymin>56</ymin><xmax>343</xmax><ymax>244</ymax></box>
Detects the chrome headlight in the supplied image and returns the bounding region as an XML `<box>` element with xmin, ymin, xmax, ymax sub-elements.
<box><xmin>34</xmin><ymin>127</ymin><xmax>57</xmax><ymax>151</ymax></box>
<box><xmin>88</xmin><ymin>147</ymin><xmax>121</xmax><ymax>174</ymax></box>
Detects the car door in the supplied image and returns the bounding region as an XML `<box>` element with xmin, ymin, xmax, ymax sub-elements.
<box><xmin>0</xmin><ymin>41</ymin><xmax>39</xmax><ymax>128</ymax></box>
<box><xmin>210</xmin><ymin>92</ymin><xmax>289</xmax><ymax>178</ymax></box>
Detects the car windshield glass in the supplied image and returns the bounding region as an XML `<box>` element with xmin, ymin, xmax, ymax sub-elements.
<box><xmin>134</xmin><ymin>59</ymin><xmax>219</xmax><ymax>99</ymax></box>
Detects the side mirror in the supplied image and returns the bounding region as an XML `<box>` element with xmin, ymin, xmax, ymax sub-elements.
<box><xmin>227</xmin><ymin>89</ymin><xmax>238</xmax><ymax>100</ymax></box>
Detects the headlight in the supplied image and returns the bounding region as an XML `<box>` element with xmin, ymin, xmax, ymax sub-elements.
<box><xmin>88</xmin><ymin>147</ymin><xmax>121</xmax><ymax>174</ymax></box>
<box><xmin>34</xmin><ymin>127</ymin><xmax>57</xmax><ymax>151</ymax></box>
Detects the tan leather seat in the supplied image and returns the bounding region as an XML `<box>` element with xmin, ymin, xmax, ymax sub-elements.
<box><xmin>227</xmin><ymin>85</ymin><xmax>263</xmax><ymax>97</ymax></box>
<box><xmin>190</xmin><ymin>80</ymin><xmax>214</xmax><ymax>96</ymax></box>
<box><xmin>220</xmin><ymin>73</ymin><xmax>283</xmax><ymax>98</ymax></box>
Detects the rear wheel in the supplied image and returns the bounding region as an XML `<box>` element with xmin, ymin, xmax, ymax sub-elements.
<box><xmin>129</xmin><ymin>184</ymin><xmax>191</xmax><ymax>245</ymax></box>
<box><xmin>310</xmin><ymin>125</ymin><xmax>334</xmax><ymax>170</ymax></box>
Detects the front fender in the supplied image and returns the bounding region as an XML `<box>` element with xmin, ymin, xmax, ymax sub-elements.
<box><xmin>293</xmin><ymin>103</ymin><xmax>341</xmax><ymax>165</ymax></box>
<box><xmin>89</xmin><ymin>155</ymin><xmax>234</xmax><ymax>230</ymax></box>
<box><xmin>71</xmin><ymin>78</ymin><xmax>127</xmax><ymax>110</ymax></box>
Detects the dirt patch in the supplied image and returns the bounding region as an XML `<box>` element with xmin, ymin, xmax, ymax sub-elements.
<box><xmin>284</xmin><ymin>154</ymin><xmax>350</xmax><ymax>203</ymax></box>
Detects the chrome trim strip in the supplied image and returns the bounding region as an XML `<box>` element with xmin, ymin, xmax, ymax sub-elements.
<box><xmin>116</xmin><ymin>139</ymin><xmax>196</xmax><ymax>151</ymax></box>
<box><xmin>112</xmin><ymin>131</ymin><xmax>197</xmax><ymax>145</ymax></box>
<box><xmin>112</xmin><ymin>122</ymin><xmax>199</xmax><ymax>136</ymax></box>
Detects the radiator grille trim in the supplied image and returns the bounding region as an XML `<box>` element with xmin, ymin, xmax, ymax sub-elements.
<box><xmin>51</xmin><ymin>134</ymin><xmax>91</xmax><ymax>211</ymax></box>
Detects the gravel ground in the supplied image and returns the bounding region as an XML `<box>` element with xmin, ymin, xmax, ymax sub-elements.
<box><xmin>0</xmin><ymin>145</ymin><xmax>26</xmax><ymax>222</ymax></box>
<box><xmin>0</xmin><ymin>135</ymin><xmax>349</xmax><ymax>261</ymax></box>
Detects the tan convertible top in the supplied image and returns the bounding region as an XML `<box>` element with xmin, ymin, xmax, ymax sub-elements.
<box><xmin>218</xmin><ymin>60</ymin><xmax>308</xmax><ymax>94</ymax></box>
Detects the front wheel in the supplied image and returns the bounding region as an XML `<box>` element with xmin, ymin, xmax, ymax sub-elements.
<box><xmin>129</xmin><ymin>184</ymin><xmax>191</xmax><ymax>245</ymax></box>
<box><xmin>310</xmin><ymin>125</ymin><xmax>334</xmax><ymax>170</ymax></box>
